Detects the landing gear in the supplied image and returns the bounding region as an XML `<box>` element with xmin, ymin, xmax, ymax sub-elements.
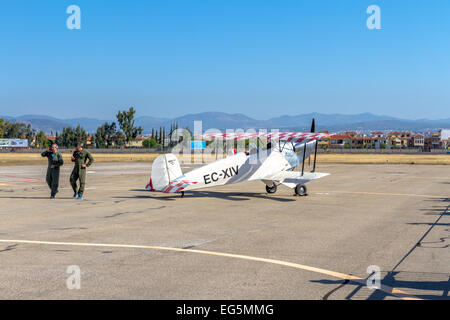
<box><xmin>295</xmin><ymin>184</ymin><xmax>307</xmax><ymax>196</ymax></box>
<box><xmin>181</xmin><ymin>191</ymin><xmax>185</xmax><ymax>198</ymax></box>
<box><xmin>265</xmin><ymin>184</ymin><xmax>277</xmax><ymax>194</ymax></box>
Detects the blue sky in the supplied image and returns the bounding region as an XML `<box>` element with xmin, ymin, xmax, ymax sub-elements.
<box><xmin>1</xmin><ymin>0</ymin><xmax>449</xmax><ymax>120</ymax></box>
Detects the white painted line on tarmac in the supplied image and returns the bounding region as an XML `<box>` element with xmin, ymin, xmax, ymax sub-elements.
<box><xmin>316</xmin><ymin>190</ymin><xmax>446</xmax><ymax>198</ymax></box>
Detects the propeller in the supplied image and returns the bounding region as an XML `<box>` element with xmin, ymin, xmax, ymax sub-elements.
<box><xmin>308</xmin><ymin>118</ymin><xmax>315</xmax><ymax>166</ymax></box>
<box><xmin>302</xmin><ymin>118</ymin><xmax>316</xmax><ymax>175</ymax></box>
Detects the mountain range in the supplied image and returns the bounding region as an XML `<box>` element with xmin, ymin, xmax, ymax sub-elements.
<box><xmin>2</xmin><ymin>112</ymin><xmax>450</xmax><ymax>134</ymax></box>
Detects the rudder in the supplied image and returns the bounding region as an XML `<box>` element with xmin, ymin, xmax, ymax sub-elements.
<box><xmin>146</xmin><ymin>154</ymin><xmax>182</xmax><ymax>191</ymax></box>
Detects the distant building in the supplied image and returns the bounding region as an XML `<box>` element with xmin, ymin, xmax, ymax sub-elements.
<box><xmin>344</xmin><ymin>131</ymin><xmax>358</xmax><ymax>137</ymax></box>
<box><xmin>318</xmin><ymin>129</ymin><xmax>448</xmax><ymax>151</ymax></box>
<box><xmin>350</xmin><ymin>136</ymin><xmax>373</xmax><ymax>148</ymax></box>
<box><xmin>387</xmin><ymin>131</ymin><xmax>402</xmax><ymax>147</ymax></box>
<box><xmin>327</xmin><ymin>134</ymin><xmax>352</xmax><ymax>149</ymax></box>
<box><xmin>371</xmin><ymin>131</ymin><xmax>384</xmax><ymax>137</ymax></box>
<box><xmin>86</xmin><ymin>136</ymin><xmax>92</xmax><ymax>147</ymax></box>
<box><xmin>411</xmin><ymin>134</ymin><xmax>424</xmax><ymax>149</ymax></box>
<box><xmin>424</xmin><ymin>133</ymin><xmax>441</xmax><ymax>150</ymax></box>
<box><xmin>129</xmin><ymin>135</ymin><xmax>146</xmax><ymax>148</ymax></box>
<box><xmin>399</xmin><ymin>132</ymin><xmax>412</xmax><ymax>147</ymax></box>
<box><xmin>371</xmin><ymin>136</ymin><xmax>388</xmax><ymax>148</ymax></box>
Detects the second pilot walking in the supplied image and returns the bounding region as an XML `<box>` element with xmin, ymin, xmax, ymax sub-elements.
<box><xmin>70</xmin><ymin>143</ymin><xmax>94</xmax><ymax>199</ymax></box>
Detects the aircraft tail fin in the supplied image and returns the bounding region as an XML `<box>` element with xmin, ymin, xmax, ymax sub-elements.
<box><xmin>146</xmin><ymin>154</ymin><xmax>183</xmax><ymax>191</ymax></box>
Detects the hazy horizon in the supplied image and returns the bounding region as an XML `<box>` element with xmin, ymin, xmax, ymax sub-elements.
<box><xmin>2</xmin><ymin>111</ymin><xmax>450</xmax><ymax>123</ymax></box>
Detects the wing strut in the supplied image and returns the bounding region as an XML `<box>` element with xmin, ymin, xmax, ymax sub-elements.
<box><xmin>301</xmin><ymin>141</ymin><xmax>307</xmax><ymax>176</ymax></box>
<box><xmin>312</xmin><ymin>140</ymin><xmax>318</xmax><ymax>172</ymax></box>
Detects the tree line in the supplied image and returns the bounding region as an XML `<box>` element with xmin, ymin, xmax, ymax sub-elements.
<box><xmin>1</xmin><ymin>107</ymin><xmax>179</xmax><ymax>149</ymax></box>
<box><xmin>0</xmin><ymin>118</ymin><xmax>40</xmax><ymax>146</ymax></box>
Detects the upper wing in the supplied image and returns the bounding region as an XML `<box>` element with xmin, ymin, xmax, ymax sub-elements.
<box><xmin>197</xmin><ymin>132</ymin><xmax>331</xmax><ymax>144</ymax></box>
<box><xmin>261</xmin><ymin>171</ymin><xmax>329</xmax><ymax>188</ymax></box>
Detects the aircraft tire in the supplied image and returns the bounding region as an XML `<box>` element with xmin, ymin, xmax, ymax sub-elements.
<box><xmin>265</xmin><ymin>184</ymin><xmax>277</xmax><ymax>194</ymax></box>
<box><xmin>295</xmin><ymin>184</ymin><xmax>307</xmax><ymax>196</ymax></box>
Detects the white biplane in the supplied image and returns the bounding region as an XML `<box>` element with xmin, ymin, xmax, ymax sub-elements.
<box><xmin>146</xmin><ymin>120</ymin><xmax>332</xmax><ymax>197</ymax></box>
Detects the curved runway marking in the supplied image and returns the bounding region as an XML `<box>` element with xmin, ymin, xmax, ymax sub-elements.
<box><xmin>0</xmin><ymin>239</ymin><xmax>421</xmax><ymax>300</ymax></box>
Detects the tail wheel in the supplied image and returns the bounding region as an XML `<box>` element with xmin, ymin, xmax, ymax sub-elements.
<box><xmin>295</xmin><ymin>184</ymin><xmax>307</xmax><ymax>196</ymax></box>
<box><xmin>265</xmin><ymin>184</ymin><xmax>277</xmax><ymax>194</ymax></box>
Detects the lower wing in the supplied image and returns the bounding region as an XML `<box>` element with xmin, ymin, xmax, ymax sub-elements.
<box><xmin>261</xmin><ymin>171</ymin><xmax>329</xmax><ymax>189</ymax></box>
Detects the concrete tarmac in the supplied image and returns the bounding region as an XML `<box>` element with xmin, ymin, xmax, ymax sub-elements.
<box><xmin>0</xmin><ymin>162</ymin><xmax>449</xmax><ymax>299</ymax></box>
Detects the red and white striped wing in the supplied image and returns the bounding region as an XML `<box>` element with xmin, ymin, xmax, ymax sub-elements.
<box><xmin>198</xmin><ymin>132</ymin><xmax>330</xmax><ymax>143</ymax></box>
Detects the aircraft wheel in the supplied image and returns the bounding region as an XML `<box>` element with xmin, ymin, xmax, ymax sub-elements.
<box><xmin>295</xmin><ymin>184</ymin><xmax>307</xmax><ymax>196</ymax></box>
<box><xmin>265</xmin><ymin>184</ymin><xmax>277</xmax><ymax>194</ymax></box>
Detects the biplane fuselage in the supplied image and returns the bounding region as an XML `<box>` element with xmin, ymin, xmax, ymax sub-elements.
<box><xmin>181</xmin><ymin>147</ymin><xmax>291</xmax><ymax>191</ymax></box>
<box><xmin>146</xmin><ymin>137</ymin><xmax>329</xmax><ymax>196</ymax></box>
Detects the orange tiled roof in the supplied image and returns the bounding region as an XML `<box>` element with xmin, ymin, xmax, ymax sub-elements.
<box><xmin>329</xmin><ymin>134</ymin><xmax>351</xmax><ymax>139</ymax></box>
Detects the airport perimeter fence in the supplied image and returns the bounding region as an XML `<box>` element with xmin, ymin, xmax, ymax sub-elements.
<box><xmin>318</xmin><ymin>148</ymin><xmax>448</xmax><ymax>154</ymax></box>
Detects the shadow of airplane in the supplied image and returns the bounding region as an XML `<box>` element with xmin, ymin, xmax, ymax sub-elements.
<box><xmin>423</xmin><ymin>197</ymin><xmax>450</xmax><ymax>203</ymax></box>
<box><xmin>311</xmin><ymin>271</ymin><xmax>450</xmax><ymax>300</ymax></box>
<box><xmin>420</xmin><ymin>207</ymin><xmax>450</xmax><ymax>216</ymax></box>
<box><xmin>117</xmin><ymin>189</ymin><xmax>297</xmax><ymax>202</ymax></box>
<box><xmin>407</xmin><ymin>222</ymin><xmax>450</xmax><ymax>227</ymax></box>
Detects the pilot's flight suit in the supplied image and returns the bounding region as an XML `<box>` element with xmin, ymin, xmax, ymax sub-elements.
<box><xmin>41</xmin><ymin>150</ymin><xmax>64</xmax><ymax>197</ymax></box>
<box><xmin>70</xmin><ymin>149</ymin><xmax>94</xmax><ymax>197</ymax></box>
